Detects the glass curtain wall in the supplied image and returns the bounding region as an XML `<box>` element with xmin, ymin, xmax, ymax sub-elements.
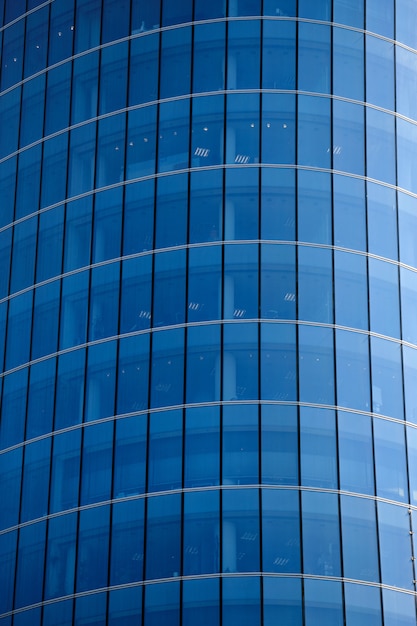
<box><xmin>1</xmin><ymin>0</ymin><xmax>417</xmax><ymax>625</ymax></box>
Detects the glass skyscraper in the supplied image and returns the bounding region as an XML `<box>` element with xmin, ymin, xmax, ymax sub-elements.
<box><xmin>2</xmin><ymin>0</ymin><xmax>417</xmax><ymax>624</ymax></box>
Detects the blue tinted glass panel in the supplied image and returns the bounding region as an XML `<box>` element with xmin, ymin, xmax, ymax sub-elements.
<box><xmin>183</xmin><ymin>491</ymin><xmax>220</xmax><ymax>575</ymax></box>
<box><xmin>298</xmin><ymin>22</ymin><xmax>331</xmax><ymax>93</ymax></box>
<box><xmin>129</xmin><ymin>34</ymin><xmax>159</xmax><ymax>105</ymax></box>
<box><xmin>367</xmin><ymin>109</ymin><xmax>396</xmax><ymax>185</ymax></box>
<box><xmin>44</xmin><ymin>513</ymin><xmax>77</xmax><ymax>599</ymax></box>
<box><xmin>263</xmin><ymin>20</ymin><xmax>295</xmax><ymax>89</ymax></box>
<box><xmin>378</xmin><ymin>502</ymin><xmax>414</xmax><ymax>589</ymax></box>
<box><xmin>145</xmin><ymin>581</ymin><xmax>180</xmax><ymax>626</ymax></box>
<box><xmin>222</xmin><ymin>577</ymin><xmax>260</xmax><ymax>626</ymax></box>
<box><xmin>227</xmin><ymin>93</ymin><xmax>260</xmax><ymax>165</ymax></box>
<box><xmin>64</xmin><ymin>197</ymin><xmax>92</xmax><ymax>271</ymax></box>
<box><xmin>195</xmin><ymin>0</ymin><xmax>225</xmax><ymax>18</ymax></box>
<box><xmin>383</xmin><ymin>588</ymin><xmax>416</xmax><ymax>626</ymax></box>
<box><xmin>367</xmin><ymin>182</ymin><xmax>397</xmax><ymax>260</ymax></box>
<box><xmin>71</xmin><ymin>51</ymin><xmax>99</xmax><ymax>123</ymax></box>
<box><xmin>75</xmin><ymin>593</ymin><xmax>107</xmax><ymax>626</ymax></box>
<box><xmin>301</xmin><ymin>407</ymin><xmax>337</xmax><ymax>489</ymax></box>
<box><xmin>15</xmin><ymin>522</ymin><xmax>46</xmax><ymax>608</ymax></box>
<box><xmin>1</xmin><ymin>21</ymin><xmax>24</xmax><ymax>90</ymax></box>
<box><xmin>187</xmin><ymin>246</ymin><xmax>222</xmax><ymax>322</ymax></box>
<box><xmin>60</xmin><ymin>271</ymin><xmax>89</xmax><ymax>349</ymax></box>
<box><xmin>223</xmin><ymin>323</ymin><xmax>258</xmax><ymax>401</ymax></box>
<box><xmin>117</xmin><ymin>334</ymin><xmax>150</xmax><ymax>413</ymax></box>
<box><xmin>371</xmin><ymin>337</ymin><xmax>404</xmax><ymax>419</ymax></box>
<box><xmin>0</xmin><ymin>370</ymin><xmax>27</xmax><ymax>448</ymax></box>
<box><xmin>49</xmin><ymin>429</ymin><xmax>81</xmax><ymax>513</ymax></box>
<box><xmin>99</xmin><ymin>42</ymin><xmax>128</xmax><ymax>114</ymax></box>
<box><xmin>333</xmin><ymin>100</ymin><xmax>364</xmax><ymax>176</ymax></box>
<box><xmin>88</xmin><ymin>263</ymin><xmax>119</xmax><ymax>341</ymax></box>
<box><xmin>92</xmin><ymin>187</ymin><xmax>122</xmax><ymax>263</ymax></box>
<box><xmin>15</xmin><ymin>146</ymin><xmax>41</xmax><ymax>219</ymax></box>
<box><xmin>264</xmin><ymin>577</ymin><xmax>302</xmax><ymax>626</ymax></box>
<box><xmin>374</xmin><ymin>418</ymin><xmax>407</xmax><ymax>502</ymax></box>
<box><xmin>146</xmin><ymin>494</ymin><xmax>181</xmax><ymax>579</ymax></box>
<box><xmin>54</xmin><ymin>350</ymin><xmax>86</xmax><ymax>429</ymax></box>
<box><xmin>261</xmin><ymin>244</ymin><xmax>296</xmax><ymax>320</ymax></box>
<box><xmin>261</xmin><ymin>168</ymin><xmax>295</xmax><ymax>241</ymax></box>
<box><xmin>186</xmin><ymin>324</ymin><xmax>220</xmax><ymax>403</ymax></box>
<box><xmin>369</xmin><ymin>257</ymin><xmax>400</xmax><ymax>338</ymax></box>
<box><xmin>298</xmin><ymin>170</ymin><xmax>332</xmax><ymax>244</ymax></box>
<box><xmin>123</xmin><ymin>180</ymin><xmax>154</xmax><ymax>254</ymax></box>
<box><xmin>36</xmin><ymin>206</ymin><xmax>64</xmax><ymax>281</ymax></box>
<box><xmin>31</xmin><ymin>282</ymin><xmax>60</xmax><ymax>360</ymax></box>
<box><xmin>153</xmin><ymin>250</ymin><xmax>186</xmax><ymax>327</ymax></box>
<box><xmin>48</xmin><ymin>0</ymin><xmax>75</xmax><ymax>64</ymax></box>
<box><xmin>76</xmin><ymin>506</ymin><xmax>110</xmax><ymax>592</ymax></box>
<box><xmin>120</xmin><ymin>256</ymin><xmax>152</xmax><ymax>333</ymax></box>
<box><xmin>183</xmin><ymin>578</ymin><xmax>220</xmax><ymax>626</ymax></box>
<box><xmin>345</xmin><ymin>583</ymin><xmax>382</xmax><ymax>626</ymax></box>
<box><xmin>148</xmin><ymin>409</ymin><xmax>182</xmax><ymax>492</ymax></box>
<box><xmin>222</xmin><ymin>489</ymin><xmax>260</xmax><ymax>572</ymax></box>
<box><xmin>131</xmin><ymin>0</ymin><xmax>160</xmax><ymax>32</ymax></box>
<box><xmin>6</xmin><ymin>292</ymin><xmax>32</xmax><ymax>369</ymax></box>
<box><xmin>224</xmin><ymin>244</ymin><xmax>258</xmax><ymax>319</ymax></box>
<box><xmin>110</xmin><ymin>499</ymin><xmax>144</xmax><ymax>585</ymax></box>
<box><xmin>193</xmin><ymin>22</ymin><xmax>225</xmax><ymax>93</ymax></box>
<box><xmin>84</xmin><ymin>341</ymin><xmax>117</xmax><ymax>422</ymax></box>
<box><xmin>20</xmin><ymin>75</ymin><xmax>45</xmax><ymax>147</ymax></box>
<box><xmin>298</xmin><ymin>95</ymin><xmax>331</xmax><ymax>169</ymax></box>
<box><xmin>397</xmin><ymin>119</ymin><xmax>417</xmax><ymax>196</ymax></box>
<box><xmin>223</xmin><ymin>404</ymin><xmax>258</xmax><ymax>484</ymax></box>
<box><xmin>304</xmin><ymin>579</ymin><xmax>343</xmax><ymax>626</ymax></box>
<box><xmin>26</xmin><ymin>358</ymin><xmax>56</xmax><ymax>438</ymax></box>
<box><xmin>334</xmin><ymin>175</ymin><xmax>366</xmax><ymax>251</ymax></box>
<box><xmin>261</xmin><ymin>323</ymin><xmax>297</xmax><ymax>402</ymax></box>
<box><xmin>299</xmin><ymin>324</ymin><xmax>335</xmax><ymax>406</ymax></box>
<box><xmin>0</xmin><ymin>530</ymin><xmax>17</xmax><ymax>613</ymax></box>
<box><xmin>155</xmin><ymin>174</ymin><xmax>188</xmax><ymax>248</ymax></box>
<box><xmin>0</xmin><ymin>449</ymin><xmax>22</xmax><ymax>530</ymax></box>
<box><xmin>396</xmin><ymin>0</ymin><xmax>417</xmax><ymax>48</ymax></box>
<box><xmin>191</xmin><ymin>94</ymin><xmax>224</xmax><ymax>168</ymax></box>
<box><xmin>262</xmin><ymin>489</ymin><xmax>300</xmax><ymax>573</ymax></box>
<box><xmin>367</xmin><ymin>36</ymin><xmax>394</xmax><ymax>110</ymax></box>
<box><xmin>341</xmin><ymin>495</ymin><xmax>379</xmax><ymax>582</ymax></box>
<box><xmin>184</xmin><ymin>406</ymin><xmax>220</xmax><ymax>488</ymax></box>
<box><xmin>96</xmin><ymin>113</ymin><xmax>125</xmax><ymax>187</ymax></box>
<box><xmin>338</xmin><ymin>411</ymin><xmax>374</xmax><ymax>494</ymax></box>
<box><xmin>158</xmin><ymin>99</ymin><xmax>190</xmax><ymax>172</ymax></box>
<box><xmin>261</xmin><ymin>405</ymin><xmax>298</xmax><ymax>484</ymax></box>
<box><xmin>336</xmin><ymin>329</ymin><xmax>370</xmax><ymax>412</ymax></box>
<box><xmin>74</xmin><ymin>0</ymin><xmax>101</xmax><ymax>53</ymax></box>
<box><xmin>224</xmin><ymin>168</ymin><xmax>258</xmax><ymax>239</ymax></box>
<box><xmin>189</xmin><ymin>165</ymin><xmax>223</xmax><ymax>244</ymax></box>
<box><xmin>109</xmin><ymin>587</ymin><xmax>142</xmax><ymax>626</ymax></box>
<box><xmin>81</xmin><ymin>422</ymin><xmax>113</xmax><ymax>505</ymax></box>
<box><xmin>334</xmin><ymin>251</ymin><xmax>368</xmax><ymax>330</ymax></box>
<box><xmin>151</xmin><ymin>329</ymin><xmax>185</xmax><ymax>408</ymax></box>
<box><xmin>0</xmin><ymin>89</ymin><xmax>20</xmax><ymax>159</ymax></box>
<box><xmin>101</xmin><ymin>0</ymin><xmax>130</xmax><ymax>43</ymax></box>
<box><xmin>113</xmin><ymin>414</ymin><xmax>147</xmax><ymax>498</ymax></box>
<box><xmin>262</xmin><ymin>93</ymin><xmax>295</xmax><ymax>165</ymax></box>
<box><xmin>298</xmin><ymin>245</ymin><xmax>333</xmax><ymax>323</ymax></box>
<box><xmin>367</xmin><ymin>0</ymin><xmax>393</xmax><ymax>38</ymax></box>
<box><xmin>227</xmin><ymin>20</ymin><xmax>260</xmax><ymax>89</ymax></box>
<box><xmin>333</xmin><ymin>27</ymin><xmax>364</xmax><ymax>100</ymax></box>
<box><xmin>160</xmin><ymin>27</ymin><xmax>191</xmax><ymax>98</ymax></box>
<box><xmin>68</xmin><ymin>123</ymin><xmax>96</xmax><ymax>196</ymax></box>
<box><xmin>303</xmin><ymin>491</ymin><xmax>340</xmax><ymax>577</ymax></box>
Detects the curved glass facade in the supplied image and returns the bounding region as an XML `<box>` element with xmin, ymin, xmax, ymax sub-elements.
<box><xmin>1</xmin><ymin>0</ymin><xmax>417</xmax><ymax>624</ymax></box>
